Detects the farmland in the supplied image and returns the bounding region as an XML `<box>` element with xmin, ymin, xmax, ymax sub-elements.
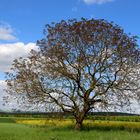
<box><xmin>0</xmin><ymin>114</ymin><xmax>140</xmax><ymax>140</ymax></box>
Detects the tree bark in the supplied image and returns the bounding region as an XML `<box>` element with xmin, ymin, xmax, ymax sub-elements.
<box><xmin>74</xmin><ymin>113</ymin><xmax>85</xmax><ymax>130</ymax></box>
<box><xmin>74</xmin><ymin>104</ymin><xmax>90</xmax><ymax>130</ymax></box>
<box><xmin>75</xmin><ymin>120</ymin><xmax>83</xmax><ymax>130</ymax></box>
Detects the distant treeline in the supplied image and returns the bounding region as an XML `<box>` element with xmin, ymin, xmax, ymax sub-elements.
<box><xmin>0</xmin><ymin>111</ymin><xmax>139</xmax><ymax>118</ymax></box>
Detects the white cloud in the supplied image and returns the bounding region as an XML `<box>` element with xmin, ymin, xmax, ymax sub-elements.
<box><xmin>0</xmin><ymin>80</ymin><xmax>18</xmax><ymax>111</ymax></box>
<box><xmin>0</xmin><ymin>42</ymin><xmax>38</xmax><ymax>72</ymax></box>
<box><xmin>0</xmin><ymin>80</ymin><xmax>6</xmax><ymax>95</ymax></box>
<box><xmin>0</xmin><ymin>80</ymin><xmax>7</xmax><ymax>110</ymax></box>
<box><xmin>83</xmin><ymin>0</ymin><xmax>114</xmax><ymax>5</ymax></box>
<box><xmin>0</xmin><ymin>22</ymin><xmax>17</xmax><ymax>41</ymax></box>
<box><xmin>0</xmin><ymin>42</ymin><xmax>38</xmax><ymax>111</ymax></box>
<box><xmin>0</xmin><ymin>80</ymin><xmax>46</xmax><ymax>112</ymax></box>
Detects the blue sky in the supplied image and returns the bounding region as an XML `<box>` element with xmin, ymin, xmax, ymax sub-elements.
<box><xmin>0</xmin><ymin>0</ymin><xmax>140</xmax><ymax>111</ymax></box>
<box><xmin>0</xmin><ymin>0</ymin><xmax>140</xmax><ymax>43</ymax></box>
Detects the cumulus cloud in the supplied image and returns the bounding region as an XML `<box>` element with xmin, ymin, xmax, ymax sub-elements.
<box><xmin>0</xmin><ymin>80</ymin><xmax>45</xmax><ymax>112</ymax></box>
<box><xmin>0</xmin><ymin>80</ymin><xmax>18</xmax><ymax>111</ymax></box>
<box><xmin>0</xmin><ymin>80</ymin><xmax>7</xmax><ymax>110</ymax></box>
<box><xmin>83</xmin><ymin>0</ymin><xmax>114</xmax><ymax>5</ymax></box>
<box><xmin>0</xmin><ymin>22</ymin><xmax>17</xmax><ymax>41</ymax></box>
<box><xmin>0</xmin><ymin>42</ymin><xmax>38</xmax><ymax>72</ymax></box>
<box><xmin>0</xmin><ymin>80</ymin><xmax>6</xmax><ymax>96</ymax></box>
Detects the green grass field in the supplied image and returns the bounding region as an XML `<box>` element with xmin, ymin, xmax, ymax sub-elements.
<box><xmin>0</xmin><ymin>116</ymin><xmax>140</xmax><ymax>140</ymax></box>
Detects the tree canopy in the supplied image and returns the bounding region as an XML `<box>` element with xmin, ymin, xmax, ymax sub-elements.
<box><xmin>5</xmin><ymin>18</ymin><xmax>140</xmax><ymax>129</ymax></box>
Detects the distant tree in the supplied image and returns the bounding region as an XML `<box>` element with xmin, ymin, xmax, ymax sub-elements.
<box><xmin>5</xmin><ymin>18</ymin><xmax>140</xmax><ymax>130</ymax></box>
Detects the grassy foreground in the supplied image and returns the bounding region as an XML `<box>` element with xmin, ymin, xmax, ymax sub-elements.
<box><xmin>0</xmin><ymin>123</ymin><xmax>140</xmax><ymax>140</ymax></box>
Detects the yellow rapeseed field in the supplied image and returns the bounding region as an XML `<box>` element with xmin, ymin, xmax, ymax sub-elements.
<box><xmin>16</xmin><ymin>118</ymin><xmax>140</xmax><ymax>131</ymax></box>
<box><xmin>16</xmin><ymin>119</ymin><xmax>74</xmax><ymax>126</ymax></box>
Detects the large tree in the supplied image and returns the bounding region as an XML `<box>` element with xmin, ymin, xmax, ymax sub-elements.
<box><xmin>6</xmin><ymin>18</ymin><xmax>140</xmax><ymax>130</ymax></box>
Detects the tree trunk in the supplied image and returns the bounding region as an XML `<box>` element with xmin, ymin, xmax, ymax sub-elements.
<box><xmin>74</xmin><ymin>104</ymin><xmax>90</xmax><ymax>130</ymax></box>
<box><xmin>75</xmin><ymin>121</ymin><xmax>83</xmax><ymax>130</ymax></box>
<box><xmin>74</xmin><ymin>114</ymin><xmax>85</xmax><ymax>130</ymax></box>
